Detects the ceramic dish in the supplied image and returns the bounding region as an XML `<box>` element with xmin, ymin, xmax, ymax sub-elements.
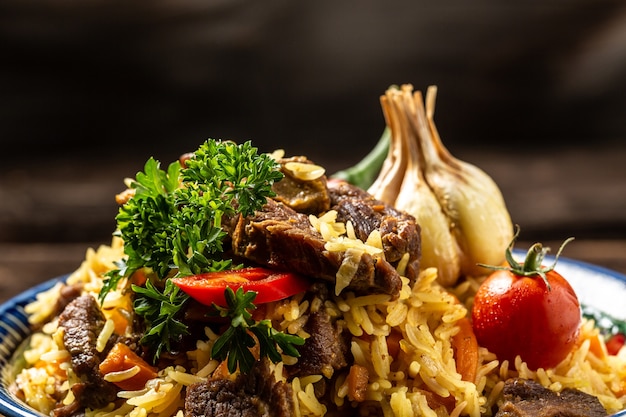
<box><xmin>0</xmin><ymin>251</ymin><xmax>624</xmax><ymax>417</ymax></box>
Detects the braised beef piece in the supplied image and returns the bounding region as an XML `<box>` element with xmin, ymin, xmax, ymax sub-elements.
<box><xmin>230</xmin><ymin>198</ymin><xmax>403</xmax><ymax>298</ymax></box>
<box><xmin>272</xmin><ymin>156</ymin><xmax>331</xmax><ymax>215</ymax></box>
<box><xmin>495</xmin><ymin>378</ymin><xmax>608</xmax><ymax>417</ymax></box>
<box><xmin>185</xmin><ymin>358</ymin><xmax>294</xmax><ymax>417</ymax></box>
<box><xmin>55</xmin><ymin>283</ymin><xmax>84</xmax><ymax>316</ymax></box>
<box><xmin>328</xmin><ymin>180</ymin><xmax>421</xmax><ymax>280</ymax></box>
<box><xmin>57</xmin><ymin>295</ymin><xmax>117</xmax><ymax>413</ymax></box>
<box><xmin>287</xmin><ymin>309</ymin><xmax>350</xmax><ymax>379</ymax></box>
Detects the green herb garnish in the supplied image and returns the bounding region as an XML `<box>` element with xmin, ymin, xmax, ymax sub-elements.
<box><xmin>211</xmin><ymin>287</ymin><xmax>305</xmax><ymax>373</ymax></box>
<box><xmin>132</xmin><ymin>279</ymin><xmax>190</xmax><ymax>359</ymax></box>
<box><xmin>100</xmin><ymin>139</ymin><xmax>284</xmax><ymax>360</ymax></box>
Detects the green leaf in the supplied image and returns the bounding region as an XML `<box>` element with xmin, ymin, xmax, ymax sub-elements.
<box><xmin>250</xmin><ymin>325</ymin><xmax>282</xmax><ymax>364</ymax></box>
<box><xmin>274</xmin><ymin>329</ymin><xmax>306</xmax><ymax>357</ymax></box>
<box><xmin>211</xmin><ymin>287</ymin><xmax>305</xmax><ymax>374</ymax></box>
<box><xmin>98</xmin><ymin>259</ymin><xmax>130</xmax><ymax>304</ymax></box>
<box><xmin>132</xmin><ymin>279</ymin><xmax>190</xmax><ymax>361</ymax></box>
<box><xmin>102</xmin><ymin>139</ymin><xmax>285</xmax><ymax>360</ymax></box>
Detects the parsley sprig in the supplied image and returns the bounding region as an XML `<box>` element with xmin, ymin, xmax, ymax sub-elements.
<box><xmin>132</xmin><ymin>279</ymin><xmax>190</xmax><ymax>359</ymax></box>
<box><xmin>100</xmin><ymin>139</ymin><xmax>284</xmax><ymax>360</ymax></box>
<box><xmin>212</xmin><ymin>287</ymin><xmax>305</xmax><ymax>373</ymax></box>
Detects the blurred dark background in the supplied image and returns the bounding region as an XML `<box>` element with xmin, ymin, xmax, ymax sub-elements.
<box><xmin>1</xmin><ymin>0</ymin><xmax>626</xmax><ymax>296</ymax></box>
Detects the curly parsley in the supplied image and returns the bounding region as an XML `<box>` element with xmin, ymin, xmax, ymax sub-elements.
<box><xmin>212</xmin><ymin>287</ymin><xmax>305</xmax><ymax>373</ymax></box>
<box><xmin>132</xmin><ymin>279</ymin><xmax>190</xmax><ymax>359</ymax></box>
<box><xmin>100</xmin><ymin>139</ymin><xmax>284</xmax><ymax>360</ymax></box>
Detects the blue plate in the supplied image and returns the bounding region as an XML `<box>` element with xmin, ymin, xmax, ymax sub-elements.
<box><xmin>0</xmin><ymin>254</ymin><xmax>624</xmax><ymax>417</ymax></box>
<box><xmin>0</xmin><ymin>276</ymin><xmax>67</xmax><ymax>417</ymax></box>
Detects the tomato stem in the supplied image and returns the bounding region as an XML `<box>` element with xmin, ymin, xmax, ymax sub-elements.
<box><xmin>520</xmin><ymin>243</ymin><xmax>552</xmax><ymax>288</ymax></box>
<box><xmin>479</xmin><ymin>225</ymin><xmax>575</xmax><ymax>290</ymax></box>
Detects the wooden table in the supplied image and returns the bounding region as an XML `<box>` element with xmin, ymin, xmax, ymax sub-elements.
<box><xmin>1</xmin><ymin>144</ymin><xmax>625</xmax><ymax>303</ymax></box>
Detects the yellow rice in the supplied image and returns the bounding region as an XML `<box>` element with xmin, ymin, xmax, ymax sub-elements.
<box><xmin>13</xmin><ymin>215</ymin><xmax>626</xmax><ymax>416</ymax></box>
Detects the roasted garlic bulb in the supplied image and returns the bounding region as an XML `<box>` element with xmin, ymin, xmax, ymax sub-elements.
<box><xmin>373</xmin><ymin>86</ymin><xmax>461</xmax><ymax>285</ymax></box>
<box><xmin>367</xmin><ymin>84</ymin><xmax>513</xmax><ymax>285</ymax></box>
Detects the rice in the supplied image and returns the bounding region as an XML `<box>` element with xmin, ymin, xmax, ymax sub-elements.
<box><xmin>293</xmin><ymin>376</ymin><xmax>327</xmax><ymax>416</ymax></box>
<box><xmin>104</xmin><ymin>366</ymin><xmax>141</xmax><ymax>383</ymax></box>
<box><xmin>12</xmin><ymin>227</ymin><xmax>626</xmax><ymax>416</ymax></box>
<box><xmin>96</xmin><ymin>319</ymin><xmax>115</xmax><ymax>352</ymax></box>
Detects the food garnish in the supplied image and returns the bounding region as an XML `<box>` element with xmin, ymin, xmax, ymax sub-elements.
<box><xmin>112</xmin><ymin>139</ymin><xmax>283</xmax><ymax>282</ymax></box>
<box><xmin>471</xmin><ymin>228</ymin><xmax>581</xmax><ymax>370</ymax></box>
<box><xmin>100</xmin><ymin>139</ymin><xmax>286</xmax><ymax>360</ymax></box>
<box><xmin>131</xmin><ymin>279</ymin><xmax>190</xmax><ymax>359</ymax></box>
<box><xmin>343</xmin><ymin>84</ymin><xmax>514</xmax><ymax>286</ymax></box>
<box><xmin>171</xmin><ymin>267</ymin><xmax>312</xmax><ymax>307</ymax></box>
<box><xmin>211</xmin><ymin>287</ymin><xmax>305</xmax><ymax>374</ymax></box>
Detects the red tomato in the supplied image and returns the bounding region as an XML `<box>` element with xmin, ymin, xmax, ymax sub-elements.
<box><xmin>471</xmin><ymin>238</ymin><xmax>581</xmax><ymax>370</ymax></box>
<box><xmin>171</xmin><ymin>267</ymin><xmax>311</xmax><ymax>307</ymax></box>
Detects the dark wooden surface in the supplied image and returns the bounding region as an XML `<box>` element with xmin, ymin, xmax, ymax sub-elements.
<box><xmin>2</xmin><ymin>0</ymin><xmax>626</xmax><ymax>303</ymax></box>
<box><xmin>1</xmin><ymin>143</ymin><xmax>625</xmax><ymax>303</ymax></box>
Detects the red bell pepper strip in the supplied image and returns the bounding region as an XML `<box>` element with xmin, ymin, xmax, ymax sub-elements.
<box><xmin>606</xmin><ymin>333</ymin><xmax>625</xmax><ymax>356</ymax></box>
<box><xmin>171</xmin><ymin>267</ymin><xmax>311</xmax><ymax>307</ymax></box>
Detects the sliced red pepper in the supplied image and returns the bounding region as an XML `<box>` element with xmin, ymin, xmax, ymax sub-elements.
<box><xmin>606</xmin><ymin>333</ymin><xmax>625</xmax><ymax>356</ymax></box>
<box><xmin>171</xmin><ymin>267</ymin><xmax>312</xmax><ymax>307</ymax></box>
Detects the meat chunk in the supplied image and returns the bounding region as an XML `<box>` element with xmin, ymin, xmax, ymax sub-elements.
<box><xmin>328</xmin><ymin>180</ymin><xmax>421</xmax><ymax>280</ymax></box>
<box><xmin>230</xmin><ymin>198</ymin><xmax>403</xmax><ymax>298</ymax></box>
<box><xmin>272</xmin><ymin>156</ymin><xmax>331</xmax><ymax>215</ymax></box>
<box><xmin>55</xmin><ymin>283</ymin><xmax>84</xmax><ymax>317</ymax></box>
<box><xmin>185</xmin><ymin>358</ymin><xmax>294</xmax><ymax>417</ymax></box>
<box><xmin>287</xmin><ymin>310</ymin><xmax>350</xmax><ymax>379</ymax></box>
<box><xmin>57</xmin><ymin>295</ymin><xmax>117</xmax><ymax>411</ymax></box>
<box><xmin>495</xmin><ymin>378</ymin><xmax>608</xmax><ymax>417</ymax></box>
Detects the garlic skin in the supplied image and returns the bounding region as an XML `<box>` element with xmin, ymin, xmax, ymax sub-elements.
<box><xmin>368</xmin><ymin>84</ymin><xmax>513</xmax><ymax>285</ymax></box>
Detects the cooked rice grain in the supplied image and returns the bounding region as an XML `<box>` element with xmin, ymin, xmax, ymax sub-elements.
<box><xmin>104</xmin><ymin>366</ymin><xmax>141</xmax><ymax>383</ymax></box>
<box><xmin>14</xmin><ymin>238</ymin><xmax>626</xmax><ymax>416</ymax></box>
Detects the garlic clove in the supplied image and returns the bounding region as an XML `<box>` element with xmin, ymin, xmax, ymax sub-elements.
<box><xmin>371</xmin><ymin>85</ymin><xmax>461</xmax><ymax>286</ymax></box>
<box><xmin>421</xmin><ymin>86</ymin><xmax>514</xmax><ymax>277</ymax></box>
<box><xmin>367</xmin><ymin>84</ymin><xmax>514</xmax><ymax>284</ymax></box>
<box><xmin>367</xmin><ymin>92</ymin><xmax>409</xmax><ymax>205</ymax></box>
<box><xmin>284</xmin><ymin>161</ymin><xmax>326</xmax><ymax>181</ymax></box>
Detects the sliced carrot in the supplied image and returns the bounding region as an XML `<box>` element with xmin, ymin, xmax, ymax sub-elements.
<box><xmin>416</xmin><ymin>388</ymin><xmax>456</xmax><ymax>413</ymax></box>
<box><xmin>451</xmin><ymin>316</ymin><xmax>479</xmax><ymax>383</ymax></box>
<box><xmin>386</xmin><ymin>329</ymin><xmax>403</xmax><ymax>359</ymax></box>
<box><xmin>586</xmin><ymin>332</ymin><xmax>608</xmax><ymax>360</ymax></box>
<box><xmin>347</xmin><ymin>364</ymin><xmax>369</xmax><ymax>402</ymax></box>
<box><xmin>108</xmin><ymin>308</ymin><xmax>131</xmax><ymax>335</ymax></box>
<box><xmin>99</xmin><ymin>343</ymin><xmax>157</xmax><ymax>391</ymax></box>
<box><xmin>102</xmin><ymin>293</ymin><xmax>133</xmax><ymax>335</ymax></box>
<box><xmin>130</xmin><ymin>269</ymin><xmax>148</xmax><ymax>287</ymax></box>
<box><xmin>35</xmin><ymin>360</ymin><xmax>67</xmax><ymax>378</ymax></box>
<box><xmin>211</xmin><ymin>360</ymin><xmax>232</xmax><ymax>380</ymax></box>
